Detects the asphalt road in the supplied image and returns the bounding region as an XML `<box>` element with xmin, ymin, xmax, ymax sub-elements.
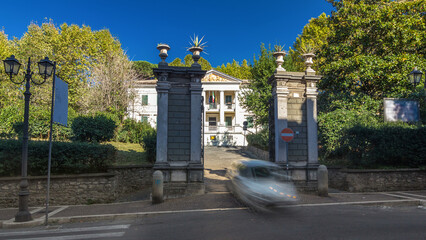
<box><xmin>2</xmin><ymin>205</ymin><xmax>424</xmax><ymax>240</ymax></box>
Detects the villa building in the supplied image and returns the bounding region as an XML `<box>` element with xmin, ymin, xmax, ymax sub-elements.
<box><xmin>128</xmin><ymin>69</ymin><xmax>257</xmax><ymax>146</ymax></box>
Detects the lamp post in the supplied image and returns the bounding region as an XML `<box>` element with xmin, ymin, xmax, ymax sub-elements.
<box><xmin>408</xmin><ymin>67</ymin><xmax>423</xmax><ymax>88</ymax></box>
<box><xmin>2</xmin><ymin>55</ymin><xmax>55</xmax><ymax>222</ymax></box>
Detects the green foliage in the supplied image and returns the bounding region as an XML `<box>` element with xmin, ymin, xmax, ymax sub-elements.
<box><xmin>83</xmin><ymin>51</ymin><xmax>137</xmax><ymax>122</ymax></box>
<box><xmin>71</xmin><ymin>115</ymin><xmax>116</xmax><ymax>143</ymax></box>
<box><xmin>240</xmin><ymin>44</ymin><xmax>276</xmax><ymax>126</ymax></box>
<box><xmin>318</xmin><ymin>0</ymin><xmax>426</xmax><ymax>98</ymax></box>
<box><xmin>246</xmin><ymin>128</ymin><xmax>269</xmax><ymax>151</ymax></box>
<box><xmin>169</xmin><ymin>55</ymin><xmax>212</xmax><ymax>71</ymax></box>
<box><xmin>169</xmin><ymin>57</ymin><xmax>185</xmax><ymax>67</ymax></box>
<box><xmin>140</xmin><ymin>127</ymin><xmax>156</xmax><ymax>164</ymax></box>
<box><xmin>133</xmin><ymin>61</ymin><xmax>157</xmax><ymax>79</ymax></box>
<box><xmin>341</xmin><ymin>123</ymin><xmax>426</xmax><ymax>168</ymax></box>
<box><xmin>215</xmin><ymin>59</ymin><xmax>253</xmax><ymax>79</ymax></box>
<box><xmin>116</xmin><ymin>119</ymin><xmax>153</xmax><ymax>144</ymax></box>
<box><xmin>183</xmin><ymin>54</ymin><xmax>212</xmax><ymax>70</ymax></box>
<box><xmin>1</xmin><ymin>20</ymin><xmax>132</xmax><ymax>141</ymax></box>
<box><xmin>289</xmin><ymin>12</ymin><xmax>332</xmax><ymax>72</ymax></box>
<box><xmin>318</xmin><ymin>92</ymin><xmax>383</xmax><ymax>157</ymax></box>
<box><xmin>0</xmin><ymin>139</ymin><xmax>116</xmax><ymax>177</ymax></box>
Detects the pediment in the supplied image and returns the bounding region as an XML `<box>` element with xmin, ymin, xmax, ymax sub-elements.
<box><xmin>202</xmin><ymin>70</ymin><xmax>242</xmax><ymax>83</ymax></box>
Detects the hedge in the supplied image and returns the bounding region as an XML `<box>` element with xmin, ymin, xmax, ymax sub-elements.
<box><xmin>71</xmin><ymin>115</ymin><xmax>116</xmax><ymax>143</ymax></box>
<box><xmin>341</xmin><ymin>123</ymin><xmax>426</xmax><ymax>168</ymax></box>
<box><xmin>0</xmin><ymin>139</ymin><xmax>116</xmax><ymax>177</ymax></box>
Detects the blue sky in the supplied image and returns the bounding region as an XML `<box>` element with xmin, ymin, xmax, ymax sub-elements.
<box><xmin>0</xmin><ymin>0</ymin><xmax>335</xmax><ymax>67</ymax></box>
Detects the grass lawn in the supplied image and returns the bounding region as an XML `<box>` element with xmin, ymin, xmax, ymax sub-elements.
<box><xmin>106</xmin><ymin>141</ymin><xmax>150</xmax><ymax>166</ymax></box>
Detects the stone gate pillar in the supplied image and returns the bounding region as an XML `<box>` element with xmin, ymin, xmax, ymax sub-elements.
<box><xmin>268</xmin><ymin>53</ymin><xmax>321</xmax><ymax>190</ymax></box>
<box><xmin>153</xmin><ymin>44</ymin><xmax>206</xmax><ymax>198</ymax></box>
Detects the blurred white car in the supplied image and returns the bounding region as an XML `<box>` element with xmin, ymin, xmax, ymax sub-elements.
<box><xmin>226</xmin><ymin>160</ymin><xmax>298</xmax><ymax>209</ymax></box>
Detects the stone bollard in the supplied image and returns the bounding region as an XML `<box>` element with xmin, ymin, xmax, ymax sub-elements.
<box><xmin>152</xmin><ymin>170</ymin><xmax>164</xmax><ymax>204</ymax></box>
<box><xmin>318</xmin><ymin>165</ymin><xmax>328</xmax><ymax>197</ymax></box>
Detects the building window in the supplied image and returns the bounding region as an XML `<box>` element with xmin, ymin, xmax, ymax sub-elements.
<box><xmin>208</xmin><ymin>117</ymin><xmax>217</xmax><ymax>126</ymax></box>
<box><xmin>142</xmin><ymin>95</ymin><xmax>148</xmax><ymax>106</ymax></box>
<box><xmin>141</xmin><ymin>115</ymin><xmax>148</xmax><ymax>123</ymax></box>
<box><xmin>246</xmin><ymin>116</ymin><xmax>254</xmax><ymax>128</ymax></box>
<box><xmin>225</xmin><ymin>116</ymin><xmax>232</xmax><ymax>127</ymax></box>
<box><xmin>225</xmin><ymin>95</ymin><xmax>232</xmax><ymax>104</ymax></box>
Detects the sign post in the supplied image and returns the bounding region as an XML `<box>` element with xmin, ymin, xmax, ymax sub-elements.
<box><xmin>281</xmin><ymin>128</ymin><xmax>294</xmax><ymax>174</ymax></box>
<box><xmin>45</xmin><ymin>74</ymin><xmax>68</xmax><ymax>225</ymax></box>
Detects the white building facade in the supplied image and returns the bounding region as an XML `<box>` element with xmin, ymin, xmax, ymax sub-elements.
<box><xmin>128</xmin><ymin>70</ymin><xmax>256</xmax><ymax>146</ymax></box>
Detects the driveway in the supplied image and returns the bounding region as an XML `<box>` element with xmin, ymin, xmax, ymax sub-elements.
<box><xmin>203</xmin><ymin>146</ymin><xmax>256</xmax><ymax>193</ymax></box>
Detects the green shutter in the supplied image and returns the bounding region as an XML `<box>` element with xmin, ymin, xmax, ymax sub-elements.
<box><xmin>142</xmin><ymin>95</ymin><xmax>148</xmax><ymax>105</ymax></box>
<box><xmin>225</xmin><ymin>117</ymin><xmax>232</xmax><ymax>127</ymax></box>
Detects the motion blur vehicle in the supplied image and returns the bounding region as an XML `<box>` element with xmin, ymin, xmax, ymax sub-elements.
<box><xmin>226</xmin><ymin>160</ymin><xmax>298</xmax><ymax>210</ymax></box>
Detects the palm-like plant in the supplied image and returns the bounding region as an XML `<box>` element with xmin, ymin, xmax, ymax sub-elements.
<box><xmin>274</xmin><ymin>44</ymin><xmax>285</xmax><ymax>52</ymax></box>
<box><xmin>189</xmin><ymin>35</ymin><xmax>207</xmax><ymax>49</ymax></box>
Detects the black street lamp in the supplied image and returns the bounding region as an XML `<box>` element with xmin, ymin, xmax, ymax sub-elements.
<box><xmin>408</xmin><ymin>67</ymin><xmax>423</xmax><ymax>88</ymax></box>
<box><xmin>2</xmin><ymin>55</ymin><xmax>55</xmax><ymax>222</ymax></box>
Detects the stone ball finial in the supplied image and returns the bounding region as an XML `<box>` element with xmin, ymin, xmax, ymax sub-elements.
<box><xmin>157</xmin><ymin>44</ymin><xmax>170</xmax><ymax>67</ymax></box>
<box><xmin>302</xmin><ymin>53</ymin><xmax>316</xmax><ymax>74</ymax></box>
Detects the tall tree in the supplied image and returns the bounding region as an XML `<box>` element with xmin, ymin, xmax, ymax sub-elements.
<box><xmin>169</xmin><ymin>57</ymin><xmax>185</xmax><ymax>67</ymax></box>
<box><xmin>183</xmin><ymin>54</ymin><xmax>212</xmax><ymax>70</ymax></box>
<box><xmin>168</xmin><ymin>55</ymin><xmax>212</xmax><ymax>70</ymax></box>
<box><xmin>216</xmin><ymin>59</ymin><xmax>253</xmax><ymax>79</ymax></box>
<box><xmin>83</xmin><ymin>51</ymin><xmax>137</xmax><ymax>121</ymax></box>
<box><xmin>132</xmin><ymin>61</ymin><xmax>157</xmax><ymax>79</ymax></box>
<box><xmin>289</xmin><ymin>12</ymin><xmax>333</xmax><ymax>72</ymax></box>
<box><xmin>318</xmin><ymin>0</ymin><xmax>426</xmax><ymax>98</ymax></box>
<box><xmin>240</xmin><ymin>44</ymin><xmax>276</xmax><ymax>125</ymax></box>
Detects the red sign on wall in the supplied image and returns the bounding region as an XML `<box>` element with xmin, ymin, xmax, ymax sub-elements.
<box><xmin>281</xmin><ymin>128</ymin><xmax>294</xmax><ymax>142</ymax></box>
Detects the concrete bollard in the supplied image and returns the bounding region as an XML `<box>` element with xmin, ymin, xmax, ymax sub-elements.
<box><xmin>152</xmin><ymin>170</ymin><xmax>164</xmax><ymax>204</ymax></box>
<box><xmin>317</xmin><ymin>165</ymin><xmax>328</xmax><ymax>197</ymax></box>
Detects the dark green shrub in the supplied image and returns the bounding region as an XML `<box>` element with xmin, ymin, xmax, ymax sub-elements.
<box><xmin>0</xmin><ymin>139</ymin><xmax>116</xmax><ymax>177</ymax></box>
<box><xmin>116</xmin><ymin>119</ymin><xmax>152</xmax><ymax>144</ymax></box>
<box><xmin>318</xmin><ymin>108</ymin><xmax>379</xmax><ymax>159</ymax></box>
<box><xmin>140</xmin><ymin>127</ymin><xmax>156</xmax><ymax>164</ymax></box>
<box><xmin>341</xmin><ymin>123</ymin><xmax>426</xmax><ymax>168</ymax></box>
<box><xmin>71</xmin><ymin>115</ymin><xmax>116</xmax><ymax>143</ymax></box>
<box><xmin>246</xmin><ymin>127</ymin><xmax>269</xmax><ymax>151</ymax></box>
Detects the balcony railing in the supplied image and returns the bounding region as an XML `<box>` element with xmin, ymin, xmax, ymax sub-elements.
<box><xmin>208</xmin><ymin>103</ymin><xmax>218</xmax><ymax>110</ymax></box>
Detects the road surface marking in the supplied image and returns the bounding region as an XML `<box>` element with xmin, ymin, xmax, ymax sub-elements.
<box><xmin>0</xmin><ymin>224</ymin><xmax>130</xmax><ymax>237</ymax></box>
<box><xmin>396</xmin><ymin>192</ymin><xmax>426</xmax><ymax>200</ymax></box>
<box><xmin>11</xmin><ymin>232</ymin><xmax>125</xmax><ymax>240</ymax></box>
<box><xmin>380</xmin><ymin>192</ymin><xmax>424</xmax><ymax>201</ymax></box>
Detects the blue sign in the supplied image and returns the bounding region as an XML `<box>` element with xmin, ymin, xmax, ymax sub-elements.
<box><xmin>384</xmin><ymin>98</ymin><xmax>420</xmax><ymax>122</ymax></box>
<box><xmin>53</xmin><ymin>76</ymin><xmax>69</xmax><ymax>126</ymax></box>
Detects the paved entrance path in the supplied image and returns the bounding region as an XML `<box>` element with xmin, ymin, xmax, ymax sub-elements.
<box><xmin>204</xmin><ymin>146</ymin><xmax>256</xmax><ymax>193</ymax></box>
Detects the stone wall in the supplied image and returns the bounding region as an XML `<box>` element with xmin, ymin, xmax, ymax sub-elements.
<box><xmin>168</xmin><ymin>88</ymin><xmax>191</xmax><ymax>161</ymax></box>
<box><xmin>329</xmin><ymin>167</ymin><xmax>426</xmax><ymax>192</ymax></box>
<box><xmin>0</xmin><ymin>165</ymin><xmax>153</xmax><ymax>208</ymax></box>
<box><xmin>287</xmin><ymin>98</ymin><xmax>308</xmax><ymax>162</ymax></box>
<box><xmin>245</xmin><ymin>146</ymin><xmax>425</xmax><ymax>192</ymax></box>
<box><xmin>244</xmin><ymin>145</ymin><xmax>268</xmax><ymax>161</ymax></box>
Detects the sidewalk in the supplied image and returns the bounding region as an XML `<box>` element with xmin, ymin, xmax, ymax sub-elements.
<box><xmin>1</xmin><ymin>190</ymin><xmax>425</xmax><ymax>229</ymax></box>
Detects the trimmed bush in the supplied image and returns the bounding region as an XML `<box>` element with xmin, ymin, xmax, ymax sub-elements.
<box><xmin>246</xmin><ymin>127</ymin><xmax>269</xmax><ymax>151</ymax></box>
<box><xmin>71</xmin><ymin>115</ymin><xmax>116</xmax><ymax>143</ymax></box>
<box><xmin>342</xmin><ymin>123</ymin><xmax>426</xmax><ymax>168</ymax></box>
<box><xmin>0</xmin><ymin>139</ymin><xmax>116</xmax><ymax>177</ymax></box>
<box><xmin>116</xmin><ymin>119</ymin><xmax>152</xmax><ymax>144</ymax></box>
<box><xmin>140</xmin><ymin>127</ymin><xmax>156</xmax><ymax>164</ymax></box>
